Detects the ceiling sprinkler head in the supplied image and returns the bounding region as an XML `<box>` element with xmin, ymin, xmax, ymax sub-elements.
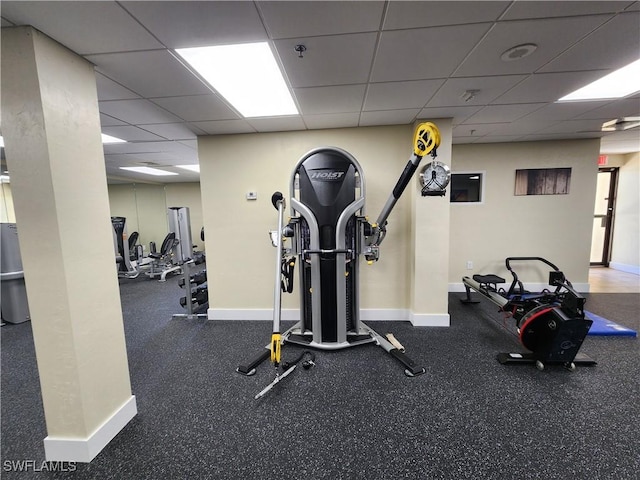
<box><xmin>294</xmin><ymin>44</ymin><xmax>307</xmax><ymax>58</ymax></box>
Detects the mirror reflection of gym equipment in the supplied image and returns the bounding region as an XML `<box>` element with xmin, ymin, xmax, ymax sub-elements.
<box><xmin>240</xmin><ymin>122</ymin><xmax>446</xmax><ymax>394</ymax></box>
<box><xmin>112</xmin><ymin>206</ymin><xmax>196</xmax><ymax>281</ymax></box>
<box><xmin>112</xmin><ymin>207</ymin><xmax>209</xmax><ymax>317</ymax></box>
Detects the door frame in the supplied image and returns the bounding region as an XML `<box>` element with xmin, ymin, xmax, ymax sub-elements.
<box><xmin>591</xmin><ymin>167</ymin><xmax>618</xmax><ymax>267</ymax></box>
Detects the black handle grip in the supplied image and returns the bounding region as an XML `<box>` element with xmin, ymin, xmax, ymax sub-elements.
<box><xmin>392</xmin><ymin>160</ymin><xmax>419</xmax><ymax>199</ymax></box>
<box><xmin>505</xmin><ymin>257</ymin><xmax>560</xmax><ymax>272</ymax></box>
<box><xmin>271</xmin><ymin>191</ymin><xmax>284</xmax><ymax>210</ymax></box>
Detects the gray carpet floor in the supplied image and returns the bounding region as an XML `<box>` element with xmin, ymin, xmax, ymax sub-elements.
<box><xmin>1</xmin><ymin>269</ymin><xmax>639</xmax><ymax>479</ymax></box>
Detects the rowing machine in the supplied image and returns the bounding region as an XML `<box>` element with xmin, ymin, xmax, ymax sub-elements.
<box><xmin>461</xmin><ymin>257</ymin><xmax>596</xmax><ymax>371</ymax></box>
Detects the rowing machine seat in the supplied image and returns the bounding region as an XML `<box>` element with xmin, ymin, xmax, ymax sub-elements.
<box><xmin>472</xmin><ymin>274</ymin><xmax>505</xmax><ymax>284</ymax></box>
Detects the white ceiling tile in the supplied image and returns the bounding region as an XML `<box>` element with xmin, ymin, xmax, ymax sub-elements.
<box><xmin>452</xmin><ymin>136</ymin><xmax>480</xmax><ymax>144</ymax></box>
<box><xmin>274</xmin><ymin>33</ymin><xmax>378</xmax><ymax>87</ymax></box>
<box><xmin>484</xmin><ymin>118</ymin><xmax>551</xmax><ymax>136</ymax></box>
<box><xmin>100</xmin><ymin>114</ymin><xmax>128</xmax><ymax>127</ymax></box>
<box><xmin>102</xmin><ymin>126</ymin><xmax>166</xmax><ymax>142</ymax></box>
<box><xmin>86</xmin><ymin>50</ymin><xmax>211</xmax><ymax>98</ymax></box>
<box><xmin>574</xmin><ymin>97</ymin><xmax>640</xmax><ymax>121</ymax></box>
<box><xmin>1</xmin><ymin>1</ymin><xmax>163</xmax><ymax>54</ymax></box>
<box><xmin>359</xmin><ymin>109</ymin><xmax>420</xmax><ymax>126</ymax></box>
<box><xmin>294</xmin><ymin>85</ymin><xmax>366</xmax><ymax>115</ymax></box>
<box><xmin>105</xmin><ymin>152</ymin><xmax>180</xmax><ymax>166</ymax></box>
<box><xmin>95</xmin><ymin>73</ymin><xmax>140</xmax><ymax>101</ymax></box>
<box><xmin>138</xmin><ymin>123</ymin><xmax>204</xmax><ymax>141</ymax></box>
<box><xmin>121</xmin><ymin>1</ymin><xmax>267</xmax><ymax>48</ymax></box>
<box><xmin>372</xmin><ymin>23</ymin><xmax>492</xmax><ymax>82</ymax></box>
<box><xmin>132</xmin><ymin>151</ymin><xmax>198</xmax><ymax>163</ymax></box>
<box><xmin>177</xmin><ymin>140</ymin><xmax>197</xmax><ymax>150</ymax></box>
<box><xmin>540</xmin><ymin>12</ymin><xmax>640</xmax><ymax>73</ymax></box>
<box><xmin>515</xmin><ymin>101</ymin><xmax>612</xmax><ymax>123</ymax></box>
<box><xmin>104</xmin><ymin>154</ymin><xmax>138</xmax><ymax>165</ymax></box>
<box><xmin>454</xmin><ymin>15</ymin><xmax>611</xmax><ymax>77</ymax></box>
<box><xmin>247</xmin><ymin>116</ymin><xmax>306</xmax><ymax>133</ymax></box>
<box><xmin>384</xmin><ymin>1</ymin><xmax>509</xmax><ymax>30</ymax></box>
<box><xmin>418</xmin><ymin>106</ymin><xmax>483</xmax><ymax>125</ymax></box>
<box><xmin>191</xmin><ymin>120</ymin><xmax>257</xmax><ymax>135</ymax></box>
<box><xmin>364</xmin><ymin>79</ymin><xmax>444</xmax><ymax>111</ymax></box>
<box><xmin>99</xmin><ymin>99</ymin><xmax>183</xmax><ymax>125</ymax></box>
<box><xmin>103</xmin><ymin>140</ymin><xmax>196</xmax><ymax>158</ymax></box>
<box><xmin>259</xmin><ymin>1</ymin><xmax>384</xmax><ymax>38</ymax></box>
<box><xmin>469</xmin><ymin>135</ymin><xmax>526</xmax><ymax>144</ymax></box>
<box><xmin>426</xmin><ymin>75</ymin><xmax>527</xmax><ymax>108</ymax></box>
<box><xmin>463</xmin><ymin>104</ymin><xmax>546</xmax><ymax>124</ymax></box>
<box><xmin>519</xmin><ymin>132</ymin><xmax>601</xmax><ymax>142</ymax></box>
<box><xmin>492</xmin><ymin>71</ymin><xmax>610</xmax><ymax>104</ymax></box>
<box><xmin>151</xmin><ymin>95</ymin><xmax>240</xmax><ymax>122</ymax></box>
<box><xmin>453</xmin><ymin>123</ymin><xmax>510</xmax><ymax>137</ymax></box>
<box><xmin>502</xmin><ymin>1</ymin><xmax>632</xmax><ymax>20</ymax></box>
<box><xmin>303</xmin><ymin>113</ymin><xmax>360</xmax><ymax>130</ymax></box>
<box><xmin>535</xmin><ymin>119</ymin><xmax>608</xmax><ymax>134</ymax></box>
<box><xmin>2</xmin><ymin>0</ymin><xmax>638</xmax><ymax>177</ymax></box>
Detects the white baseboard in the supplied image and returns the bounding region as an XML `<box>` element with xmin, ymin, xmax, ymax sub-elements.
<box><xmin>44</xmin><ymin>395</ymin><xmax>137</xmax><ymax>463</ymax></box>
<box><xmin>360</xmin><ymin>309</ymin><xmax>409</xmax><ymax>321</ymax></box>
<box><xmin>449</xmin><ymin>282</ymin><xmax>590</xmax><ymax>293</ymax></box>
<box><xmin>609</xmin><ymin>262</ymin><xmax>640</xmax><ymax>276</ymax></box>
<box><xmin>411</xmin><ymin>312</ymin><xmax>450</xmax><ymax>327</ymax></box>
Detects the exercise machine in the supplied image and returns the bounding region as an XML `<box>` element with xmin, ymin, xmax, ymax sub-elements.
<box><xmin>238</xmin><ymin>122</ymin><xmax>442</xmax><ymax>379</ymax></box>
<box><xmin>112</xmin><ymin>216</ymin><xmax>142</xmax><ymax>279</ymax></box>
<box><xmin>461</xmin><ymin>257</ymin><xmax>596</xmax><ymax>371</ymax></box>
<box><xmin>147</xmin><ymin>207</ymin><xmax>194</xmax><ymax>281</ymax></box>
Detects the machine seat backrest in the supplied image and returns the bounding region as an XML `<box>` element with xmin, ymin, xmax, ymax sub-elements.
<box><xmin>128</xmin><ymin>231</ymin><xmax>139</xmax><ymax>250</ymax></box>
<box><xmin>149</xmin><ymin>232</ymin><xmax>176</xmax><ymax>259</ymax></box>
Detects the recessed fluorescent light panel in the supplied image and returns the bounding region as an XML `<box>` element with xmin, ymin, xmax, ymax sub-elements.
<box><xmin>2</xmin><ymin>134</ymin><xmax>125</xmax><ymax>145</ymax></box>
<box><xmin>176</xmin><ymin>164</ymin><xmax>200</xmax><ymax>173</ymax></box>
<box><xmin>558</xmin><ymin>58</ymin><xmax>640</xmax><ymax>102</ymax></box>
<box><xmin>120</xmin><ymin>166</ymin><xmax>178</xmax><ymax>176</ymax></box>
<box><xmin>602</xmin><ymin>117</ymin><xmax>640</xmax><ymax>132</ymax></box>
<box><xmin>102</xmin><ymin>133</ymin><xmax>127</xmax><ymax>144</ymax></box>
<box><xmin>175</xmin><ymin>42</ymin><xmax>298</xmax><ymax>117</ymax></box>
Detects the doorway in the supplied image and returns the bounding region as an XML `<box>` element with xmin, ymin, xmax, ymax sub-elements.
<box><xmin>590</xmin><ymin>168</ymin><xmax>618</xmax><ymax>266</ymax></box>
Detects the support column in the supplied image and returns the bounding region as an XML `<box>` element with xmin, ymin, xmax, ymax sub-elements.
<box><xmin>1</xmin><ymin>26</ymin><xmax>136</xmax><ymax>462</ymax></box>
<box><xmin>409</xmin><ymin>118</ymin><xmax>453</xmax><ymax>326</ymax></box>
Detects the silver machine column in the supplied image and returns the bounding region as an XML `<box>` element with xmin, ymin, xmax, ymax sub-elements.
<box><xmin>168</xmin><ymin>207</ymin><xmax>193</xmax><ymax>262</ymax></box>
<box><xmin>1</xmin><ymin>223</ymin><xmax>31</xmax><ymax>324</ymax></box>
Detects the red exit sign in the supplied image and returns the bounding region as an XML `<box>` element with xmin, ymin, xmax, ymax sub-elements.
<box><xmin>598</xmin><ymin>155</ymin><xmax>608</xmax><ymax>166</ymax></box>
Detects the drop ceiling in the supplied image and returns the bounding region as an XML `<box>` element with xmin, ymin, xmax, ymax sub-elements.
<box><xmin>1</xmin><ymin>1</ymin><xmax>639</xmax><ymax>184</ymax></box>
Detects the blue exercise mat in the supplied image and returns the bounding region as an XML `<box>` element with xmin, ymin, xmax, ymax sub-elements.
<box><xmin>586</xmin><ymin>311</ymin><xmax>637</xmax><ymax>337</ymax></box>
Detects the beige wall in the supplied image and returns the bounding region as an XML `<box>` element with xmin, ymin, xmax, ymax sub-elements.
<box><xmin>450</xmin><ymin>139</ymin><xmax>601</xmax><ymax>288</ymax></box>
<box><xmin>199</xmin><ymin>125</ymin><xmax>426</xmax><ymax>311</ymax></box>
<box><xmin>610</xmin><ymin>152</ymin><xmax>640</xmax><ymax>273</ymax></box>
<box><xmin>1</xmin><ymin>181</ymin><xmax>16</xmax><ymax>222</ymax></box>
